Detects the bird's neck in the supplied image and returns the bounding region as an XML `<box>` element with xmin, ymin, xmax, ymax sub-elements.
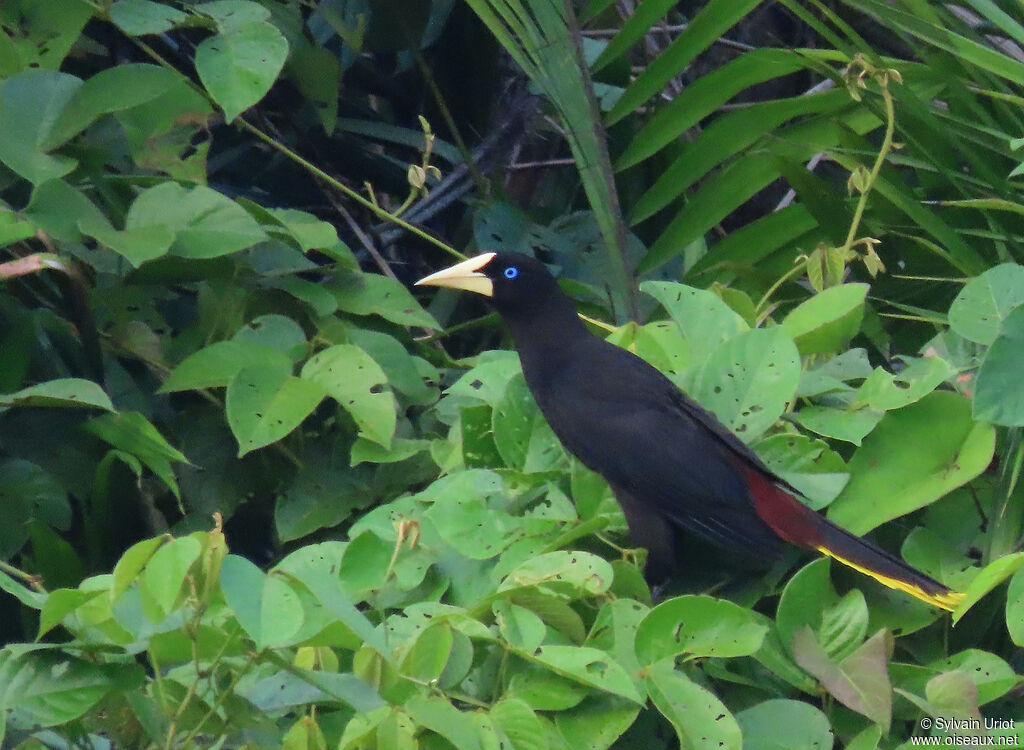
<box><xmin>499</xmin><ymin>292</ymin><xmax>591</xmax><ymax>375</ymax></box>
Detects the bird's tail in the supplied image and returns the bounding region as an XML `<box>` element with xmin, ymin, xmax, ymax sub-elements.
<box><xmin>739</xmin><ymin>464</ymin><xmax>964</xmax><ymax>611</ymax></box>
<box><xmin>813</xmin><ymin>519</ymin><xmax>964</xmax><ymax>611</ymax></box>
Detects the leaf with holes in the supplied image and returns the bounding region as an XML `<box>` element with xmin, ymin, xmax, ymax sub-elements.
<box><xmin>640</xmin><ymin>281</ymin><xmax>747</xmax><ymax>360</ymax></box>
<box><xmin>0</xmin><ymin>378</ymin><xmax>114</xmax><ymax>411</ymax></box>
<box><xmin>685</xmin><ymin>327</ymin><xmax>801</xmax><ymax>442</ymax></box>
<box><xmin>301</xmin><ymin>344</ymin><xmax>396</xmax><ymax>448</ymax></box>
<box><xmin>635</xmin><ymin>595</ymin><xmax>768</xmax><ymax>665</ymax></box>
<box><xmin>492</xmin><ymin>374</ymin><xmax>566</xmax><ymax>472</ymax></box>
<box><xmin>499</xmin><ymin>551</ymin><xmax>614</xmax><ymax>597</ymax></box>
<box><xmin>226</xmin><ymin>360</ymin><xmax>325</xmax><ymax>456</ymax></box>
<box><xmin>646</xmin><ymin>658</ymin><xmax>742</xmax><ymax>750</ymax></box>
<box><xmin>531</xmin><ymin>646</ymin><xmax>642</xmax><ymax>704</ymax></box>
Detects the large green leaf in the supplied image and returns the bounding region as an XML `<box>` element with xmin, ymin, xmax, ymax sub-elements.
<box><xmin>219</xmin><ymin>554</ymin><xmax>305</xmax><ymax>649</ymax></box>
<box><xmin>194</xmin><ymin>12</ymin><xmax>289</xmax><ymax>123</ymax></box>
<box><xmin>226</xmin><ymin>360</ymin><xmax>326</xmax><ymax>456</ymax></box>
<box><xmin>646</xmin><ymin>659</ymin><xmax>742</xmax><ymax>750</ymax></box>
<box><xmin>685</xmin><ymin>326</ymin><xmax>801</xmax><ymax>442</ymax></box>
<box><xmin>0</xmin><ymin>70</ymin><xmax>80</xmax><ymax>184</ymax></box>
<box><xmin>300</xmin><ymin>344</ymin><xmax>396</xmax><ymax>447</ymax></box>
<box><xmin>827</xmin><ymin>392</ymin><xmax>996</xmax><ymax>535</ymax></box>
<box><xmin>640</xmin><ymin>281</ymin><xmax>747</xmax><ymax>360</ymax></box>
<box><xmin>126</xmin><ymin>182</ymin><xmax>267</xmax><ymax>258</ymax></box>
<box><xmin>782</xmin><ymin>284</ymin><xmax>868</xmax><ymax>355</ymax></box>
<box><xmin>634</xmin><ymin>595</ymin><xmax>768</xmax><ymax>665</ymax></box>
<box><xmin>973</xmin><ymin>305</ymin><xmax>1024</xmax><ymax>425</ymax></box>
<box><xmin>736</xmin><ymin>699</ymin><xmax>834</xmax><ymax>750</ymax></box>
<box><xmin>948</xmin><ymin>263</ymin><xmax>1024</xmax><ymax>346</ymax></box>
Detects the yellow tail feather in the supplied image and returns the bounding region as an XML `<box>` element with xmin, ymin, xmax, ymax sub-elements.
<box><xmin>815</xmin><ymin>546</ymin><xmax>965</xmax><ymax>612</ymax></box>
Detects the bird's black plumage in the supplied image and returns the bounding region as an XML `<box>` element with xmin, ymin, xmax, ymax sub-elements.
<box><xmin>416</xmin><ymin>251</ymin><xmax>963</xmax><ymax>610</ymax></box>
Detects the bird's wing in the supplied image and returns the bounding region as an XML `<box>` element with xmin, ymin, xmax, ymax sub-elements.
<box><xmin>534</xmin><ymin>353</ymin><xmax>784</xmax><ymax>559</ymax></box>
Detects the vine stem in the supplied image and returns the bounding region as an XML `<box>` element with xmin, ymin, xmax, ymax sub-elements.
<box><xmin>839</xmin><ymin>81</ymin><xmax>895</xmax><ymax>256</ymax></box>
<box><xmin>238</xmin><ymin>120</ymin><xmax>463</xmax><ymax>260</ymax></box>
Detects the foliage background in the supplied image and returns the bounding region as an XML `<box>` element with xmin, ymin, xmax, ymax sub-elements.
<box><xmin>1</xmin><ymin>0</ymin><xmax>1023</xmax><ymax>748</ymax></box>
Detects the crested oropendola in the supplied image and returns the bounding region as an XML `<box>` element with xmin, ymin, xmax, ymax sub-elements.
<box><xmin>416</xmin><ymin>251</ymin><xmax>965</xmax><ymax>610</ymax></box>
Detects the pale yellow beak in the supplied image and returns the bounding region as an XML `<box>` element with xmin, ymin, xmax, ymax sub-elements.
<box><xmin>414</xmin><ymin>252</ymin><xmax>496</xmax><ymax>297</ymax></box>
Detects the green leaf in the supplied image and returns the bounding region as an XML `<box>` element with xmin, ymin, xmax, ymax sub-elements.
<box><xmin>331</xmin><ymin>272</ymin><xmax>439</xmax><ymax>329</ymax></box>
<box><xmin>0</xmin><ymin>70</ymin><xmax>80</xmax><ymax>185</ymax></box>
<box><xmin>491</xmin><ymin>697</ymin><xmax>567</xmax><ymax>750</ymax></box>
<box><xmin>782</xmin><ymin>284</ymin><xmax>869</xmax><ymax>355</ymax></box>
<box><xmin>0</xmin><ymin>378</ymin><xmax>114</xmax><ymax>411</ymax></box>
<box><xmin>195</xmin><ymin>21</ymin><xmax>289</xmax><ymax>122</ymax></box>
<box><xmin>78</xmin><ymin>217</ymin><xmax>175</xmax><ymax>267</ymax></box>
<box><xmin>793</xmin><ymin>627</ymin><xmax>892</xmax><ymax>730</ymax></box>
<box><xmin>83</xmin><ymin>412</ymin><xmax>189</xmax><ymax>498</ymax></box>
<box><xmin>275</xmin><ymin>458</ymin><xmax>374</xmax><ymax>542</ymax></box>
<box><xmin>854</xmin><ymin>357</ymin><xmax>955</xmax><ymax>412</ymax></box>
<box><xmin>275</xmin><ymin>542</ymin><xmax>389</xmax><ymax>655</ymax></box>
<box><xmin>422</xmin><ymin>473</ymin><xmax>521</xmax><ymax>560</ymax></box>
<box><xmin>736</xmin><ymin>699</ymin><xmax>834</xmax><ymax>750</ymax></box>
<box><xmin>226</xmin><ymin>361</ymin><xmax>326</xmax><ymax>456</ymax></box>
<box><xmin>634</xmin><ymin>595</ymin><xmax>768</xmax><ymax>665</ymax></box>
<box><xmin>754</xmin><ymin>433</ymin><xmax>849</xmax><ymax>509</ymax></box>
<box><xmin>0</xmin><ymin>459</ymin><xmax>71</xmax><ymax>559</ymax></box>
<box><xmin>928</xmin><ymin>649</ymin><xmax>1018</xmax><ymax>705</ymax></box>
<box><xmin>531</xmin><ymin>645</ymin><xmax>642</xmax><ymax>704</ymax></box>
<box><xmin>646</xmin><ymin>658</ymin><xmax>742</xmax><ymax>750</ymax></box>
<box><xmin>109</xmin><ymin>0</ymin><xmax>188</xmax><ymax>35</ymax></box>
<box><xmin>616</xmin><ymin>48</ymin><xmax>813</xmax><ymax>169</ymax></box>
<box><xmin>686</xmin><ymin>327</ymin><xmax>801</xmax><ymax>442</ymax></box>
<box><xmin>404</xmin><ymin>695</ymin><xmax>495</xmax><ymax>750</ymax></box>
<box><xmin>640</xmin><ymin>281</ymin><xmax>747</xmax><ymax>360</ymax></box>
<box><xmin>951</xmin><ymin>552</ymin><xmax>1024</xmax><ymax>625</ymax></box>
<box><xmin>495</xmin><ymin>600</ymin><xmax>547</xmax><ymax>654</ymax></box>
<box><xmin>796</xmin><ymin>405</ymin><xmax>882</xmax><ymax>446</ymax></box>
<box><xmin>973</xmin><ymin>305</ymin><xmax>1024</xmax><ymax>425</ymax></box>
<box><xmin>37</xmin><ymin>589</ymin><xmax>103</xmax><ymax>639</ymax></box>
<box><xmin>47</xmin><ymin>64</ymin><xmax>180</xmax><ymax>147</ymax></box>
<box><xmin>776</xmin><ymin>558</ymin><xmax>838</xmax><ymax>651</ymax></box>
<box><xmin>142</xmin><ymin>536</ymin><xmax>201</xmax><ymax>616</ymax></box>
<box><xmin>160</xmin><ymin>340</ymin><xmax>292</xmax><ymax>392</ymax></box>
<box><xmin>606</xmin><ymin>0</ymin><xmax>762</xmax><ymax>124</ymax></box>
<box><xmin>401</xmin><ymin>622</ymin><xmax>454</xmax><ymax>683</ymax></box>
<box><xmin>301</xmin><ymin>344</ymin><xmax>396</xmax><ymax>447</ymax></box>
<box><xmin>0</xmin><ymin>652</ymin><xmax>115</xmax><ymax>727</ymax></box>
<box><xmin>233</xmin><ymin>314</ymin><xmax>307</xmax><ymax>361</ymax></box>
<box><xmin>948</xmin><ymin>262</ymin><xmax>1024</xmax><ymax>345</ymax></box>
<box><xmin>126</xmin><ymin>182</ymin><xmax>267</xmax><ymax>259</ymax></box>
<box><xmin>554</xmin><ymin>695</ymin><xmax>640</xmax><ymax>750</ymax></box>
<box><xmin>827</xmin><ymin>392</ymin><xmax>996</xmax><ymax>535</ymax></box>
<box><xmin>111</xmin><ymin>535</ymin><xmax>169</xmax><ymax>602</ymax></box>
<box><xmin>287</xmin><ymin>43</ymin><xmax>340</xmax><ymax>134</ymax></box>
<box><xmin>1007</xmin><ymin>568</ymin><xmax>1024</xmax><ymax>646</ymax></box>
<box><xmin>492</xmin><ymin>374</ymin><xmax>565</xmax><ymax>472</ymax></box>
<box><xmin>498</xmin><ymin>551</ymin><xmax>614</xmax><ymax>596</ymax></box>
<box><xmin>220</xmin><ymin>554</ymin><xmax>305</xmax><ymax>649</ymax></box>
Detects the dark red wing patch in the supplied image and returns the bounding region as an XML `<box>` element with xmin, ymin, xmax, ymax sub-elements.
<box><xmin>733</xmin><ymin>460</ymin><xmax>824</xmax><ymax>549</ymax></box>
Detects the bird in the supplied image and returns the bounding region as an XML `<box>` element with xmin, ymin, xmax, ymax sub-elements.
<box><xmin>415</xmin><ymin>251</ymin><xmax>964</xmax><ymax>611</ymax></box>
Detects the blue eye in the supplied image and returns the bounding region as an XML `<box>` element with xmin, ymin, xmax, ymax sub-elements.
<box><xmin>504</xmin><ymin>266</ymin><xmax>519</xmax><ymax>279</ymax></box>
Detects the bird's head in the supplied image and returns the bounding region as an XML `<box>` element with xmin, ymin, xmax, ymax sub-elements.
<box><xmin>414</xmin><ymin>252</ymin><xmax>561</xmax><ymax>313</ymax></box>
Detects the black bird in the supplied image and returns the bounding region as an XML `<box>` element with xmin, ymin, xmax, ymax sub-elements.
<box><xmin>416</xmin><ymin>252</ymin><xmax>964</xmax><ymax>610</ymax></box>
